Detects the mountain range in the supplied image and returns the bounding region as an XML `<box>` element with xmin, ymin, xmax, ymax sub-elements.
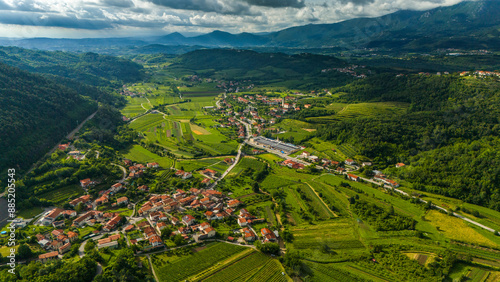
<box><xmin>0</xmin><ymin>0</ymin><xmax>499</xmax><ymax>53</ymax></box>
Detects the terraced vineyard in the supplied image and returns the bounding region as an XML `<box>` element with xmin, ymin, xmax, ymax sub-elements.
<box><xmin>291</xmin><ymin>220</ymin><xmax>364</xmax><ymax>251</ymax></box>
<box><xmin>247</xmin><ymin>260</ymin><xmax>288</xmax><ymax>282</ymax></box>
<box><xmin>153</xmin><ymin>243</ymin><xmax>247</xmax><ymax>282</ymax></box>
<box><xmin>189</xmin><ymin>249</ymin><xmax>288</xmax><ymax>282</ymax></box>
<box><xmin>202</xmin><ymin>251</ymin><xmax>270</xmax><ymax>282</ymax></box>
<box><xmin>336</xmin><ymin>144</ymin><xmax>359</xmax><ymax>159</ymax></box>
<box><xmin>305</xmin><ymin>261</ymin><xmax>372</xmax><ymax>282</ymax></box>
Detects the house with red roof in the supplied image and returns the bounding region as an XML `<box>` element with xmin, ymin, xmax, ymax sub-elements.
<box><xmin>59</xmin><ymin>242</ymin><xmax>71</xmax><ymax>254</ymax></box>
<box><xmin>79</xmin><ymin>178</ymin><xmax>94</xmax><ymax>188</ymax></box>
<box><xmin>347</xmin><ymin>174</ymin><xmax>359</xmax><ymax>182</ymax></box>
<box><xmin>147</xmin><ymin>162</ymin><xmax>160</xmax><ymax>168</ymax></box>
<box><xmin>182</xmin><ymin>215</ymin><xmax>196</xmax><ymax>226</ymax></box>
<box><xmin>201</xmin><ymin>168</ymin><xmax>218</xmax><ymax>178</ymax></box>
<box><xmin>39</xmin><ymin>251</ymin><xmax>59</xmax><ymax>263</ymax></box>
<box><xmin>261</xmin><ymin>228</ymin><xmax>277</xmax><ymax>242</ymax></box>
<box><xmin>242</xmin><ymin>227</ymin><xmax>256</xmax><ymax>242</ymax></box>
<box><xmin>116</xmin><ymin>196</ymin><xmax>129</xmax><ymax>206</ymax></box>
<box><xmin>175</xmin><ymin>170</ymin><xmax>193</xmax><ymax>179</ymax></box>
<box><xmin>238</xmin><ymin>218</ymin><xmax>248</xmax><ymax>227</ymax></box>
<box><xmin>345</xmin><ymin>159</ymin><xmax>356</xmax><ymax>165</ymax></box>
<box><xmin>228</xmin><ymin>199</ymin><xmax>242</xmax><ymax>208</ymax></box>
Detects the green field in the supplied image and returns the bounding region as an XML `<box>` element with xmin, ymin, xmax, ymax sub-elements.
<box><xmin>122</xmin><ymin>145</ymin><xmax>174</xmax><ymax>168</ymax></box>
<box><xmin>130</xmin><ymin>112</ymin><xmax>238</xmax><ymax>158</ymax></box>
<box><xmin>272</xmin><ymin>119</ymin><xmax>316</xmax><ymax>142</ymax></box>
<box><xmin>307</xmin><ymin>102</ymin><xmax>410</xmax><ymax>123</ymax></box>
<box><xmin>152</xmin><ymin>243</ymin><xmax>248</xmax><ymax>282</ymax></box>
<box><xmin>175</xmin><ymin>157</ymin><xmax>229</xmax><ymax>173</ymax></box>
<box><xmin>291</xmin><ymin>220</ymin><xmax>364</xmax><ymax>251</ymax></box>
<box><xmin>37</xmin><ymin>184</ymin><xmax>83</xmax><ymax>205</ymax></box>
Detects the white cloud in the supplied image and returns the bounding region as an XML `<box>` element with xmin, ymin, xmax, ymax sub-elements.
<box><xmin>0</xmin><ymin>0</ymin><xmax>467</xmax><ymax>38</ymax></box>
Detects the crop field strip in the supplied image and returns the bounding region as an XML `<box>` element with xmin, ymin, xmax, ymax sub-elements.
<box><xmin>153</xmin><ymin>243</ymin><xmax>247</xmax><ymax>282</ymax></box>
<box><xmin>246</xmin><ymin>260</ymin><xmax>288</xmax><ymax>282</ymax></box>
<box><xmin>197</xmin><ymin>250</ymin><xmax>272</xmax><ymax>282</ymax></box>
<box><xmin>305</xmin><ymin>261</ymin><xmax>384</xmax><ymax>282</ymax></box>
<box><xmin>188</xmin><ymin>248</ymin><xmax>254</xmax><ymax>281</ymax></box>
<box><xmin>291</xmin><ymin>220</ymin><xmax>364</xmax><ymax>251</ymax></box>
<box><xmin>302</xmin><ymin>182</ymin><xmax>337</xmax><ymax>218</ymax></box>
<box><xmin>37</xmin><ymin>184</ymin><xmax>83</xmax><ymax>204</ymax></box>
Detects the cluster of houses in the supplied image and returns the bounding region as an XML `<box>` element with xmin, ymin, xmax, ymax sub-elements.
<box><xmin>298</xmin><ymin>151</ymin><xmax>340</xmax><ymax>168</ymax></box>
<box><xmin>373</xmin><ymin>172</ymin><xmax>400</xmax><ymax>188</ymax></box>
<box><xmin>40</xmin><ymin>208</ymin><xmax>77</xmax><ymax>227</ymax></box>
<box><xmin>125</xmin><ymin>220</ymin><xmax>164</xmax><ymax>250</ymax></box>
<box><xmin>215</xmin><ymin>116</ymin><xmax>247</xmax><ymax>138</ymax></box>
<box><xmin>460</xmin><ymin>70</ymin><xmax>500</xmax><ymax>78</ymax></box>
<box><xmin>321</xmin><ymin>65</ymin><xmax>370</xmax><ymax>78</ymax></box>
<box><xmin>120</xmin><ymin>86</ymin><xmax>142</xmax><ymax>97</ymax></box>
<box><xmin>281</xmin><ymin>159</ymin><xmax>305</xmax><ymax>170</ymax></box>
<box><xmin>216</xmin><ymin>80</ymin><xmax>254</xmax><ymax>93</ymax></box>
<box><xmin>36</xmin><ymin>228</ymin><xmax>79</xmax><ymax>261</ymax></box>
<box><xmin>234</xmin><ymin>95</ymin><xmax>300</xmax><ymax>115</ymax></box>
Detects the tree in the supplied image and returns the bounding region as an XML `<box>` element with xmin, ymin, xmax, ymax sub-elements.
<box><xmin>17</xmin><ymin>244</ymin><xmax>33</xmax><ymax>260</ymax></box>
<box><xmin>281</xmin><ymin>229</ymin><xmax>294</xmax><ymax>243</ymax></box>
<box><xmin>84</xmin><ymin>239</ymin><xmax>96</xmax><ymax>253</ymax></box>
<box><xmin>75</xmin><ymin>202</ymin><xmax>84</xmax><ymax>213</ymax></box>
<box><xmin>173</xmin><ymin>234</ymin><xmax>185</xmax><ymax>246</ymax></box>
<box><xmin>257</xmin><ymin>242</ymin><xmax>280</xmax><ymax>255</ymax></box>
<box><xmin>252</xmin><ymin>182</ymin><xmax>260</xmax><ymax>193</ymax></box>
<box><xmin>161</xmin><ymin>227</ymin><xmax>173</xmax><ymax>240</ymax></box>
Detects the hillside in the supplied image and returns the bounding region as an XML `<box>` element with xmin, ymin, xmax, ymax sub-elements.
<box><xmin>0</xmin><ymin>62</ymin><xmax>97</xmax><ymax>175</ymax></box>
<box><xmin>0</xmin><ymin>47</ymin><xmax>143</xmax><ymax>87</ymax></box>
<box><xmin>267</xmin><ymin>1</ymin><xmax>500</xmax><ymax>50</ymax></box>
<box><xmin>172</xmin><ymin>49</ymin><xmax>346</xmax><ymax>73</ymax></box>
<box><xmin>169</xmin><ymin>49</ymin><xmax>354</xmax><ymax>89</ymax></box>
<box><xmin>315</xmin><ymin>74</ymin><xmax>500</xmax><ymax>210</ymax></box>
<box><xmin>1</xmin><ymin>1</ymin><xmax>499</xmax><ymax>53</ymax></box>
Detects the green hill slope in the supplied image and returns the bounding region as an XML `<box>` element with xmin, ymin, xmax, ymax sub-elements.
<box><xmin>0</xmin><ymin>62</ymin><xmax>97</xmax><ymax>175</ymax></box>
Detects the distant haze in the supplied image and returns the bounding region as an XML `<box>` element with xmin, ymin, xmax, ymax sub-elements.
<box><xmin>0</xmin><ymin>0</ymin><xmax>465</xmax><ymax>38</ymax></box>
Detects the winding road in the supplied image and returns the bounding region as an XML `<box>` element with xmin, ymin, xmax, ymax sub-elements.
<box><xmin>238</xmin><ymin>117</ymin><xmax>497</xmax><ymax>234</ymax></box>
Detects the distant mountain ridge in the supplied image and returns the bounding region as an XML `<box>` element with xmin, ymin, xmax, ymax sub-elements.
<box><xmin>0</xmin><ymin>0</ymin><xmax>499</xmax><ymax>52</ymax></box>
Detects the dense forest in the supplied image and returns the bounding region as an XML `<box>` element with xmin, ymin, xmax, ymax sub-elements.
<box><xmin>0</xmin><ymin>47</ymin><xmax>143</xmax><ymax>88</ymax></box>
<box><xmin>316</xmin><ymin>74</ymin><xmax>500</xmax><ymax>210</ymax></box>
<box><xmin>0</xmin><ymin>62</ymin><xmax>98</xmax><ymax>175</ymax></box>
<box><xmin>168</xmin><ymin>49</ymin><xmax>357</xmax><ymax>89</ymax></box>
<box><xmin>173</xmin><ymin>49</ymin><xmax>346</xmax><ymax>73</ymax></box>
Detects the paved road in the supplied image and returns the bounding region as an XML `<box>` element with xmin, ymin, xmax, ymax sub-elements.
<box><xmin>208</xmin><ymin>119</ymin><xmax>250</xmax><ymax>189</ymax></box>
<box><xmin>323</xmin><ymin>172</ymin><xmax>498</xmax><ymax>234</ymax></box>
<box><xmin>111</xmin><ymin>163</ymin><xmax>127</xmax><ymax>182</ymax></box>
<box><xmin>79</xmin><ymin>234</ymin><xmax>105</xmax><ymax>258</ymax></box>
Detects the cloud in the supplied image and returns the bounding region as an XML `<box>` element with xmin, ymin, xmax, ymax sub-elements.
<box><xmin>145</xmin><ymin>0</ymin><xmax>256</xmax><ymax>15</ymax></box>
<box><xmin>0</xmin><ymin>0</ymin><xmax>469</xmax><ymax>38</ymax></box>
<box><xmin>337</xmin><ymin>0</ymin><xmax>375</xmax><ymax>5</ymax></box>
<box><xmin>243</xmin><ymin>0</ymin><xmax>305</xmax><ymax>8</ymax></box>
<box><xmin>0</xmin><ymin>11</ymin><xmax>114</xmax><ymax>30</ymax></box>
<box><xmin>100</xmin><ymin>0</ymin><xmax>135</xmax><ymax>8</ymax></box>
<box><xmin>0</xmin><ymin>0</ymin><xmax>11</xmax><ymax>10</ymax></box>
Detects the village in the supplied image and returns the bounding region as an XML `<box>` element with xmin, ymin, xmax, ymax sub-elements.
<box><xmin>32</xmin><ymin>153</ymin><xmax>280</xmax><ymax>263</ymax></box>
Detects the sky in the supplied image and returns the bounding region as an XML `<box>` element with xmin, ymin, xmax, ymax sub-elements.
<box><xmin>0</xmin><ymin>0</ymin><xmax>466</xmax><ymax>38</ymax></box>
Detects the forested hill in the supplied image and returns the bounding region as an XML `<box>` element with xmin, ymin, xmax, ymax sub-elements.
<box><xmin>0</xmin><ymin>47</ymin><xmax>143</xmax><ymax>88</ymax></box>
<box><xmin>172</xmin><ymin>49</ymin><xmax>346</xmax><ymax>74</ymax></box>
<box><xmin>316</xmin><ymin>74</ymin><xmax>500</xmax><ymax>210</ymax></box>
<box><xmin>0</xmin><ymin>62</ymin><xmax>97</xmax><ymax>175</ymax></box>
